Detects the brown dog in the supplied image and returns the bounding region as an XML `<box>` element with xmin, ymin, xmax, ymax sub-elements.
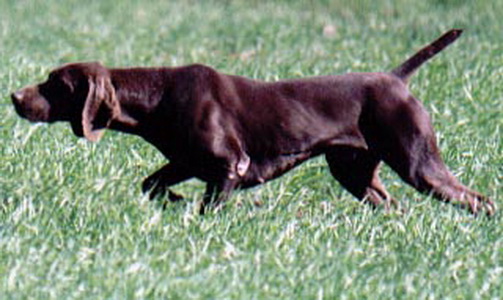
<box><xmin>11</xmin><ymin>29</ymin><xmax>495</xmax><ymax>215</ymax></box>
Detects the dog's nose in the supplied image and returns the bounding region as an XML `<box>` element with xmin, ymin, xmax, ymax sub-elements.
<box><xmin>11</xmin><ymin>90</ymin><xmax>24</xmax><ymax>103</ymax></box>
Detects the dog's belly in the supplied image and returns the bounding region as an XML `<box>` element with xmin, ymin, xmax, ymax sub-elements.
<box><xmin>239</xmin><ymin>151</ymin><xmax>315</xmax><ymax>188</ymax></box>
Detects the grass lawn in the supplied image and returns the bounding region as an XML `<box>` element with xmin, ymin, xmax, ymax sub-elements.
<box><xmin>1</xmin><ymin>0</ymin><xmax>502</xmax><ymax>298</ymax></box>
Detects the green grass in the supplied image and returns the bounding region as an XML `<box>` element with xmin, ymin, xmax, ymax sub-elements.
<box><xmin>1</xmin><ymin>0</ymin><xmax>502</xmax><ymax>299</ymax></box>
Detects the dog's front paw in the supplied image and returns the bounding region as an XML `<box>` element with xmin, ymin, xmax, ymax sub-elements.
<box><xmin>168</xmin><ymin>190</ymin><xmax>184</xmax><ymax>202</ymax></box>
<box><xmin>142</xmin><ymin>175</ymin><xmax>186</xmax><ymax>202</ymax></box>
<box><xmin>142</xmin><ymin>174</ymin><xmax>159</xmax><ymax>194</ymax></box>
<box><xmin>142</xmin><ymin>174</ymin><xmax>167</xmax><ymax>200</ymax></box>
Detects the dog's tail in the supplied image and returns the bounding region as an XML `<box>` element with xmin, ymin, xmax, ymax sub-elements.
<box><xmin>391</xmin><ymin>29</ymin><xmax>463</xmax><ymax>82</ymax></box>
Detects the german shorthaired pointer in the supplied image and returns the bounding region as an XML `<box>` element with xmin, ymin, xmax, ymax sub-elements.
<box><xmin>11</xmin><ymin>29</ymin><xmax>495</xmax><ymax>215</ymax></box>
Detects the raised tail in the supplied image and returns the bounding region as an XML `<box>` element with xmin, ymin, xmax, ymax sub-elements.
<box><xmin>391</xmin><ymin>29</ymin><xmax>463</xmax><ymax>82</ymax></box>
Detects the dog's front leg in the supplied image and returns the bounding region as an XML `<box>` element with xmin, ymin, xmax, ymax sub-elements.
<box><xmin>199</xmin><ymin>178</ymin><xmax>239</xmax><ymax>215</ymax></box>
<box><xmin>142</xmin><ymin>163</ymin><xmax>193</xmax><ymax>201</ymax></box>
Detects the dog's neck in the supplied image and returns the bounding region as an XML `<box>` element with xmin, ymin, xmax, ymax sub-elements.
<box><xmin>108</xmin><ymin>67</ymin><xmax>172</xmax><ymax>134</ymax></box>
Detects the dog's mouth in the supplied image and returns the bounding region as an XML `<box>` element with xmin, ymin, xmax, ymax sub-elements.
<box><xmin>11</xmin><ymin>90</ymin><xmax>54</xmax><ymax>123</ymax></box>
<box><xmin>12</xmin><ymin>98</ymin><xmax>27</xmax><ymax>119</ymax></box>
<box><xmin>12</xmin><ymin>101</ymin><xmax>51</xmax><ymax>123</ymax></box>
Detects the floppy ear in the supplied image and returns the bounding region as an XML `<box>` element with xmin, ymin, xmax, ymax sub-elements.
<box><xmin>81</xmin><ymin>67</ymin><xmax>120</xmax><ymax>142</ymax></box>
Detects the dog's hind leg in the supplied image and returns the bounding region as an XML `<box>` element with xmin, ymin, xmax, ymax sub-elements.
<box><xmin>325</xmin><ymin>146</ymin><xmax>398</xmax><ymax>210</ymax></box>
<box><xmin>366</xmin><ymin>95</ymin><xmax>495</xmax><ymax>216</ymax></box>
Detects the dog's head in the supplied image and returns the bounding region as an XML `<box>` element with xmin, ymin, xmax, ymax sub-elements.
<box><xmin>11</xmin><ymin>62</ymin><xmax>122</xmax><ymax>142</ymax></box>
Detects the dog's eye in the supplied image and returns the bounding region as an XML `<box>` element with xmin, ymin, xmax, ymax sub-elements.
<box><xmin>39</xmin><ymin>77</ymin><xmax>72</xmax><ymax>99</ymax></box>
